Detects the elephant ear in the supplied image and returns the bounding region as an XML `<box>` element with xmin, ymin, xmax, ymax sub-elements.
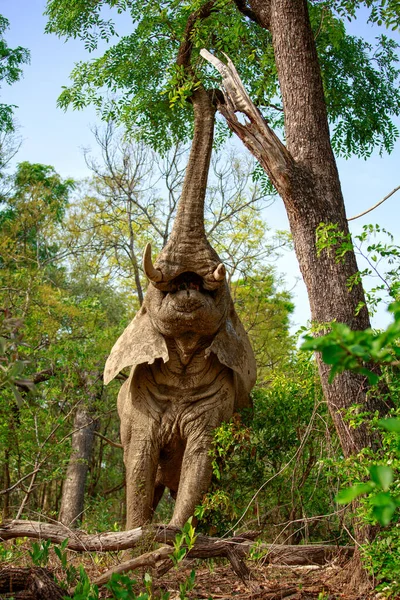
<box><xmin>206</xmin><ymin>304</ymin><xmax>257</xmax><ymax>410</ymax></box>
<box><xmin>104</xmin><ymin>308</ymin><xmax>169</xmax><ymax>385</ymax></box>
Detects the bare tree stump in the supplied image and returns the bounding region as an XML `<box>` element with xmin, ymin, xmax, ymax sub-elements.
<box><xmin>0</xmin><ymin>567</ymin><xmax>65</xmax><ymax>599</ymax></box>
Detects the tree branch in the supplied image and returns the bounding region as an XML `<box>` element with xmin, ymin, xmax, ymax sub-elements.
<box><xmin>233</xmin><ymin>0</ymin><xmax>265</xmax><ymax>26</ymax></box>
<box><xmin>93</xmin><ymin>430</ymin><xmax>123</xmax><ymax>449</ymax></box>
<box><xmin>177</xmin><ymin>1</ymin><xmax>216</xmax><ymax>68</ymax></box>
<box><xmin>93</xmin><ymin>546</ymin><xmax>174</xmax><ymax>586</ymax></box>
<box><xmin>200</xmin><ymin>49</ymin><xmax>295</xmax><ymax>196</ymax></box>
<box><xmin>348</xmin><ymin>185</ymin><xmax>400</xmax><ymax>222</ymax></box>
<box><xmin>15</xmin><ymin>367</ymin><xmax>55</xmax><ymax>392</ymax></box>
<box><xmin>0</xmin><ymin>468</ymin><xmax>41</xmax><ymax>496</ymax></box>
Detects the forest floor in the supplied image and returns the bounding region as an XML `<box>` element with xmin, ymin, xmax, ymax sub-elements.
<box><xmin>144</xmin><ymin>561</ymin><xmax>379</xmax><ymax>600</ymax></box>
<box><xmin>0</xmin><ymin>546</ymin><xmax>383</xmax><ymax>600</ymax></box>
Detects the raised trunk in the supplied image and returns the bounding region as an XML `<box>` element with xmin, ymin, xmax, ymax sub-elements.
<box><xmin>153</xmin><ymin>87</ymin><xmax>221</xmax><ymax>284</ymax></box>
<box><xmin>169</xmin><ymin>88</ymin><xmax>214</xmax><ymax>240</ymax></box>
<box><xmin>202</xmin><ymin>0</ymin><xmax>392</xmax><ymax>505</ymax></box>
<box><xmin>58</xmin><ymin>407</ymin><xmax>96</xmax><ymax>527</ymax></box>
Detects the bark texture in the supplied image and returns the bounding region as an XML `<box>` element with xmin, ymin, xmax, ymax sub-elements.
<box><xmin>58</xmin><ymin>406</ymin><xmax>96</xmax><ymax>527</ymax></box>
<box><xmin>203</xmin><ymin>0</ymin><xmax>393</xmax><ymax>471</ymax></box>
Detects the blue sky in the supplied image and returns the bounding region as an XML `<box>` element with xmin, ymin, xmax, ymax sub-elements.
<box><xmin>2</xmin><ymin>0</ymin><xmax>399</xmax><ymax>329</ymax></box>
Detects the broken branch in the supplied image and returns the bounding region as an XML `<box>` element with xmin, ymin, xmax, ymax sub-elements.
<box><xmin>200</xmin><ymin>49</ymin><xmax>294</xmax><ymax>195</ymax></box>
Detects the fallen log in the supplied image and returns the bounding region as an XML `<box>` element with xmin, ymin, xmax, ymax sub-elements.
<box><xmin>0</xmin><ymin>519</ymin><xmax>354</xmax><ymax>587</ymax></box>
<box><xmin>260</xmin><ymin>543</ymin><xmax>354</xmax><ymax>566</ymax></box>
<box><xmin>0</xmin><ymin>519</ymin><xmax>143</xmax><ymax>552</ymax></box>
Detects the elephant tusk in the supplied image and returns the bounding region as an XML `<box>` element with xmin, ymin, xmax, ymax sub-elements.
<box><xmin>143</xmin><ymin>243</ymin><xmax>163</xmax><ymax>283</ymax></box>
<box><xmin>213</xmin><ymin>263</ymin><xmax>226</xmax><ymax>281</ymax></box>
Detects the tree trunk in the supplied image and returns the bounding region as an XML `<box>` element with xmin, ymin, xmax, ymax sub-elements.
<box><xmin>254</xmin><ymin>0</ymin><xmax>392</xmax><ymax>454</ymax></box>
<box><xmin>0</xmin><ymin>567</ymin><xmax>65</xmax><ymax>599</ymax></box>
<box><xmin>58</xmin><ymin>407</ymin><xmax>96</xmax><ymax>527</ymax></box>
<box><xmin>1</xmin><ymin>448</ymin><xmax>11</xmax><ymax>520</ymax></box>
<box><xmin>202</xmin><ymin>0</ymin><xmax>393</xmax><ymax>548</ymax></box>
<box><xmin>205</xmin><ymin>0</ymin><xmax>392</xmax><ymax>456</ymax></box>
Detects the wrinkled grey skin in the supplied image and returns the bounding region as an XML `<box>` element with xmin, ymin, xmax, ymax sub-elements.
<box><xmin>104</xmin><ymin>89</ymin><xmax>256</xmax><ymax>529</ymax></box>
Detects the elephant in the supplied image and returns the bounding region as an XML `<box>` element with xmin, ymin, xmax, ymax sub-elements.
<box><xmin>104</xmin><ymin>87</ymin><xmax>256</xmax><ymax>529</ymax></box>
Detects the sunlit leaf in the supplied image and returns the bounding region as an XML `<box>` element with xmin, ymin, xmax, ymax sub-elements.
<box><xmin>370</xmin><ymin>465</ymin><xmax>393</xmax><ymax>491</ymax></box>
<box><xmin>336</xmin><ymin>483</ymin><xmax>372</xmax><ymax>504</ymax></box>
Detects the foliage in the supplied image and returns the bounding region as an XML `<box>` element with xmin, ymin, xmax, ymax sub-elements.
<box><xmin>232</xmin><ymin>268</ymin><xmax>295</xmax><ymax>382</ymax></box>
<box><xmin>0</xmin><ymin>15</ymin><xmax>30</xmax><ymax>132</ymax></box>
<box><xmin>336</xmin><ymin>431</ymin><xmax>400</xmax><ymax>526</ymax></box>
<box><xmin>301</xmin><ymin>225</ymin><xmax>400</xmax><ymax>593</ymax></box>
<box><xmin>0</xmin><ymin>160</ymin><xmax>127</xmax><ymax>523</ymax></box>
<box><xmin>0</xmin><ymin>161</ymin><xmax>75</xmax><ymax>268</ymax></box>
<box><xmin>316</xmin><ymin>222</ymin><xmax>400</xmax><ymax>314</ymax></box>
<box><xmin>0</xmin><ymin>309</ymin><xmax>35</xmax><ymax>406</ymax></box>
<box><xmin>301</xmin><ymin>302</ymin><xmax>400</xmax><ymax>384</ymax></box>
<box><xmin>44</xmin><ymin>0</ymin><xmax>400</xmax><ymax>157</ymax></box>
<box><xmin>171</xmin><ymin>517</ymin><xmax>197</xmax><ymax>566</ymax></box>
<box><xmin>196</xmin><ymin>354</ymin><xmax>341</xmax><ymax>541</ymax></box>
<box><xmin>28</xmin><ymin>539</ymin><xmax>52</xmax><ymax>567</ymax></box>
<box><xmin>329</xmin><ymin>0</ymin><xmax>400</xmax><ymax>30</ymax></box>
<box><xmin>362</xmin><ymin>527</ymin><xmax>400</xmax><ymax>597</ymax></box>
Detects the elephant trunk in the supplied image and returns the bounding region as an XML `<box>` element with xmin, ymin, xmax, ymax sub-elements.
<box><xmin>169</xmin><ymin>86</ymin><xmax>215</xmax><ymax>243</ymax></box>
<box><xmin>144</xmin><ymin>87</ymin><xmax>226</xmax><ymax>289</ymax></box>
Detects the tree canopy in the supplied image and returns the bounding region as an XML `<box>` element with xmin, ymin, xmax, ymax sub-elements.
<box><xmin>0</xmin><ymin>15</ymin><xmax>30</xmax><ymax>132</ymax></box>
<box><xmin>45</xmin><ymin>0</ymin><xmax>400</xmax><ymax>157</ymax></box>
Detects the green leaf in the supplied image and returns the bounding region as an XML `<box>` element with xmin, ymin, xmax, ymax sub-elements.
<box><xmin>348</xmin><ymin>344</ymin><xmax>369</xmax><ymax>357</ymax></box>
<box><xmin>0</xmin><ymin>336</ymin><xmax>7</xmax><ymax>354</ymax></box>
<box><xmin>369</xmin><ymin>465</ymin><xmax>393</xmax><ymax>491</ymax></box>
<box><xmin>321</xmin><ymin>344</ymin><xmax>344</xmax><ymax>365</ymax></box>
<box><xmin>336</xmin><ymin>483</ymin><xmax>372</xmax><ymax>504</ymax></box>
<box><xmin>378</xmin><ymin>418</ymin><xmax>400</xmax><ymax>433</ymax></box>
<box><xmin>370</xmin><ymin>491</ymin><xmax>395</xmax><ymax>507</ymax></box>
<box><xmin>11</xmin><ymin>384</ymin><xmax>24</xmax><ymax>407</ymax></box>
<box><xmin>372</xmin><ymin>501</ymin><xmax>397</xmax><ymax>526</ymax></box>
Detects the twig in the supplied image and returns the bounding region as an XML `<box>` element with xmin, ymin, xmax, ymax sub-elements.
<box><xmin>348</xmin><ymin>185</ymin><xmax>400</xmax><ymax>221</ymax></box>
<box><xmin>94</xmin><ymin>431</ymin><xmax>123</xmax><ymax>449</ymax></box>
<box><xmin>0</xmin><ymin>468</ymin><xmax>41</xmax><ymax>496</ymax></box>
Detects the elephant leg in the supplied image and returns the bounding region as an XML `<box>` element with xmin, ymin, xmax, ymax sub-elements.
<box><xmin>169</xmin><ymin>377</ymin><xmax>235</xmax><ymax>528</ymax></box>
<box><xmin>169</xmin><ymin>432</ymin><xmax>213</xmax><ymax>527</ymax></box>
<box><xmin>123</xmin><ymin>422</ymin><xmax>160</xmax><ymax>530</ymax></box>
<box><xmin>152</xmin><ymin>482</ymin><xmax>165</xmax><ymax>513</ymax></box>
